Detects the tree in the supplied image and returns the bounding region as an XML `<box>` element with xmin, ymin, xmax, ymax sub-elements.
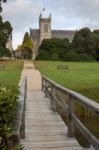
<box><xmin>0</xmin><ymin>15</ymin><xmax>12</xmax><ymax>58</ymax></box>
<box><xmin>22</xmin><ymin>32</ymin><xmax>33</xmax><ymax>49</ymax></box>
<box><xmin>72</xmin><ymin>28</ymin><xmax>95</xmax><ymax>56</ymax></box>
<box><xmin>93</xmin><ymin>31</ymin><xmax>99</xmax><ymax>60</ymax></box>
<box><xmin>22</xmin><ymin>32</ymin><xmax>33</xmax><ymax>59</ymax></box>
<box><xmin>15</xmin><ymin>45</ymin><xmax>23</xmax><ymax>59</ymax></box>
<box><xmin>37</xmin><ymin>38</ymin><xmax>70</xmax><ymax>60</ymax></box>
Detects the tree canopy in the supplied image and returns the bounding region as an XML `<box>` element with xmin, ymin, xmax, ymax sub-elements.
<box><xmin>37</xmin><ymin>27</ymin><xmax>99</xmax><ymax>61</ymax></box>
<box><xmin>21</xmin><ymin>32</ymin><xmax>33</xmax><ymax>59</ymax></box>
<box><xmin>22</xmin><ymin>32</ymin><xmax>33</xmax><ymax>50</ymax></box>
<box><xmin>37</xmin><ymin>38</ymin><xmax>70</xmax><ymax>60</ymax></box>
<box><xmin>0</xmin><ymin>15</ymin><xmax>12</xmax><ymax>58</ymax></box>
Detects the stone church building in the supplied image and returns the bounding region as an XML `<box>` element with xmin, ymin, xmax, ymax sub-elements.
<box><xmin>30</xmin><ymin>13</ymin><xmax>76</xmax><ymax>58</ymax></box>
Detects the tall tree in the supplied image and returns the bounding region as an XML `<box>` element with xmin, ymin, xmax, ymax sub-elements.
<box><xmin>22</xmin><ymin>32</ymin><xmax>33</xmax><ymax>59</ymax></box>
<box><xmin>93</xmin><ymin>30</ymin><xmax>99</xmax><ymax>60</ymax></box>
<box><xmin>22</xmin><ymin>32</ymin><xmax>33</xmax><ymax>49</ymax></box>
<box><xmin>37</xmin><ymin>38</ymin><xmax>70</xmax><ymax>60</ymax></box>
<box><xmin>0</xmin><ymin>15</ymin><xmax>12</xmax><ymax>57</ymax></box>
<box><xmin>72</xmin><ymin>28</ymin><xmax>95</xmax><ymax>56</ymax></box>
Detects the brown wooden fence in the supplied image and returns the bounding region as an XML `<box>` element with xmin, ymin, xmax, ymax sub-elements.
<box><xmin>42</xmin><ymin>76</ymin><xmax>99</xmax><ymax>150</ymax></box>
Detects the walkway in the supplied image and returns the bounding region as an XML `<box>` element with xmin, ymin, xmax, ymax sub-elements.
<box><xmin>21</xmin><ymin>61</ymin><xmax>92</xmax><ymax>150</ymax></box>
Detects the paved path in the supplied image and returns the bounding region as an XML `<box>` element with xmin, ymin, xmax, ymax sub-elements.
<box><xmin>21</xmin><ymin>61</ymin><xmax>42</xmax><ymax>91</ymax></box>
<box><xmin>21</xmin><ymin>61</ymin><xmax>93</xmax><ymax>150</ymax></box>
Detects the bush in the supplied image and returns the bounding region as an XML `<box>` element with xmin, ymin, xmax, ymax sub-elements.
<box><xmin>0</xmin><ymin>84</ymin><xmax>18</xmax><ymax>149</ymax></box>
<box><xmin>37</xmin><ymin>50</ymin><xmax>51</xmax><ymax>60</ymax></box>
<box><xmin>14</xmin><ymin>145</ymin><xmax>23</xmax><ymax>150</ymax></box>
<box><xmin>51</xmin><ymin>53</ymin><xmax>59</xmax><ymax>61</ymax></box>
<box><xmin>64</xmin><ymin>52</ymin><xmax>95</xmax><ymax>62</ymax></box>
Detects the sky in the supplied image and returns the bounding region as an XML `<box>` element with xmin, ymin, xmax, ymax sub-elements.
<box><xmin>1</xmin><ymin>0</ymin><xmax>99</xmax><ymax>49</ymax></box>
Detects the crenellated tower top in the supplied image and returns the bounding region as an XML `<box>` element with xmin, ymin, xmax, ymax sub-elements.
<box><xmin>39</xmin><ymin>11</ymin><xmax>52</xmax><ymax>44</ymax></box>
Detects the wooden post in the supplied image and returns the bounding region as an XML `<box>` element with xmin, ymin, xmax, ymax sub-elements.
<box><xmin>21</xmin><ymin>110</ymin><xmax>25</xmax><ymax>139</ymax></box>
<box><xmin>13</xmin><ymin>135</ymin><xmax>19</xmax><ymax>147</ymax></box>
<box><xmin>45</xmin><ymin>81</ymin><xmax>48</xmax><ymax>98</ymax></box>
<box><xmin>7</xmin><ymin>138</ymin><xmax>13</xmax><ymax>150</ymax></box>
<box><xmin>42</xmin><ymin>77</ymin><xmax>44</xmax><ymax>91</ymax></box>
<box><xmin>68</xmin><ymin>94</ymin><xmax>75</xmax><ymax>137</ymax></box>
<box><xmin>51</xmin><ymin>86</ymin><xmax>56</xmax><ymax>111</ymax></box>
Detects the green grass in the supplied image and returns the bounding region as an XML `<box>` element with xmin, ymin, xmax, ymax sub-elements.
<box><xmin>0</xmin><ymin>60</ymin><xmax>23</xmax><ymax>86</ymax></box>
<box><xmin>35</xmin><ymin>61</ymin><xmax>99</xmax><ymax>103</ymax></box>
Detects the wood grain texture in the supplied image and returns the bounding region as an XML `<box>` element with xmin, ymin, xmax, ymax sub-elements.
<box><xmin>21</xmin><ymin>91</ymin><xmax>93</xmax><ymax>150</ymax></box>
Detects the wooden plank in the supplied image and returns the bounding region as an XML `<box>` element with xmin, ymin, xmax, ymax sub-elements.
<box><xmin>21</xmin><ymin>91</ymin><xmax>88</xmax><ymax>150</ymax></box>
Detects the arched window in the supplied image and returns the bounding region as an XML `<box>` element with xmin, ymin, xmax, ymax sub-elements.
<box><xmin>45</xmin><ymin>24</ymin><xmax>48</xmax><ymax>32</ymax></box>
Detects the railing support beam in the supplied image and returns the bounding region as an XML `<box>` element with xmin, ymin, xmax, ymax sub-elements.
<box><xmin>68</xmin><ymin>95</ymin><xmax>75</xmax><ymax>137</ymax></box>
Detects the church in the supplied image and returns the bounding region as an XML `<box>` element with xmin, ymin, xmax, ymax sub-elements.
<box><xmin>30</xmin><ymin>13</ymin><xmax>76</xmax><ymax>58</ymax></box>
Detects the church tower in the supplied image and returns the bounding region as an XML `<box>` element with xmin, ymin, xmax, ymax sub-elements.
<box><xmin>39</xmin><ymin>13</ymin><xmax>51</xmax><ymax>44</ymax></box>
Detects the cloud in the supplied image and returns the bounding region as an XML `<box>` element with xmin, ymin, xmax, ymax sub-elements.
<box><xmin>1</xmin><ymin>0</ymin><xmax>99</xmax><ymax>49</ymax></box>
<box><xmin>2</xmin><ymin>0</ymin><xmax>43</xmax><ymax>49</ymax></box>
<box><xmin>49</xmin><ymin>0</ymin><xmax>99</xmax><ymax>28</ymax></box>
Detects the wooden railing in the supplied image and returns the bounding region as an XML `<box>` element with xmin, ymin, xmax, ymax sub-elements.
<box><xmin>42</xmin><ymin>76</ymin><xmax>99</xmax><ymax>150</ymax></box>
<box><xmin>7</xmin><ymin>76</ymin><xmax>27</xmax><ymax>150</ymax></box>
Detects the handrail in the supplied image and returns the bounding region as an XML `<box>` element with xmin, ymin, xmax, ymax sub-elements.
<box><xmin>42</xmin><ymin>76</ymin><xmax>99</xmax><ymax>114</ymax></box>
<box><xmin>42</xmin><ymin>76</ymin><xmax>99</xmax><ymax>150</ymax></box>
<box><xmin>12</xmin><ymin>76</ymin><xmax>27</xmax><ymax>146</ymax></box>
<box><xmin>13</xmin><ymin>77</ymin><xmax>27</xmax><ymax>138</ymax></box>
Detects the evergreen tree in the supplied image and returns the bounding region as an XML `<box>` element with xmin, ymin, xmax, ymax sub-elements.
<box><xmin>22</xmin><ymin>32</ymin><xmax>33</xmax><ymax>49</ymax></box>
<box><xmin>72</xmin><ymin>28</ymin><xmax>95</xmax><ymax>56</ymax></box>
<box><xmin>22</xmin><ymin>32</ymin><xmax>33</xmax><ymax>59</ymax></box>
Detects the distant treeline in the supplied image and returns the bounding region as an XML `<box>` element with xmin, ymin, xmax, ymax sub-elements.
<box><xmin>37</xmin><ymin>28</ymin><xmax>99</xmax><ymax>61</ymax></box>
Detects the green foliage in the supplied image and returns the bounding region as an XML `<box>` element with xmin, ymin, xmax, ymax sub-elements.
<box><xmin>22</xmin><ymin>32</ymin><xmax>33</xmax><ymax>50</ymax></box>
<box><xmin>93</xmin><ymin>30</ymin><xmax>99</xmax><ymax>60</ymax></box>
<box><xmin>93</xmin><ymin>29</ymin><xmax>99</xmax><ymax>35</ymax></box>
<box><xmin>0</xmin><ymin>60</ymin><xmax>23</xmax><ymax>149</ymax></box>
<box><xmin>0</xmin><ymin>48</ymin><xmax>11</xmax><ymax>58</ymax></box>
<box><xmin>37</xmin><ymin>38</ymin><xmax>70</xmax><ymax>60</ymax></box>
<box><xmin>14</xmin><ymin>145</ymin><xmax>23</xmax><ymax>150</ymax></box>
<box><xmin>22</xmin><ymin>32</ymin><xmax>33</xmax><ymax>59</ymax></box>
<box><xmin>0</xmin><ymin>85</ymin><xmax>18</xmax><ymax>149</ymax></box>
<box><xmin>72</xmin><ymin>28</ymin><xmax>95</xmax><ymax>56</ymax></box>
<box><xmin>37</xmin><ymin>27</ymin><xmax>99</xmax><ymax>62</ymax></box>
<box><xmin>0</xmin><ymin>16</ymin><xmax>12</xmax><ymax>58</ymax></box>
<box><xmin>52</xmin><ymin>53</ymin><xmax>59</xmax><ymax>61</ymax></box>
<box><xmin>64</xmin><ymin>51</ymin><xmax>95</xmax><ymax>62</ymax></box>
<box><xmin>37</xmin><ymin>50</ymin><xmax>51</xmax><ymax>60</ymax></box>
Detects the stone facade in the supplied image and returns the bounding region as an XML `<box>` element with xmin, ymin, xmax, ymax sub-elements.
<box><xmin>30</xmin><ymin>13</ymin><xmax>76</xmax><ymax>58</ymax></box>
<box><xmin>39</xmin><ymin>14</ymin><xmax>51</xmax><ymax>44</ymax></box>
<box><xmin>6</xmin><ymin>33</ymin><xmax>13</xmax><ymax>52</ymax></box>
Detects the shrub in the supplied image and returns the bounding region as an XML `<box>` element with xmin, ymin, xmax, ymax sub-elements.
<box><xmin>51</xmin><ymin>53</ymin><xmax>59</xmax><ymax>61</ymax></box>
<box><xmin>64</xmin><ymin>52</ymin><xmax>95</xmax><ymax>62</ymax></box>
<box><xmin>37</xmin><ymin>50</ymin><xmax>51</xmax><ymax>60</ymax></box>
<box><xmin>0</xmin><ymin>84</ymin><xmax>18</xmax><ymax>149</ymax></box>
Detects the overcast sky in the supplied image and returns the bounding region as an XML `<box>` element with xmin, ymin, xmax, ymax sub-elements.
<box><xmin>1</xmin><ymin>0</ymin><xmax>99</xmax><ymax>49</ymax></box>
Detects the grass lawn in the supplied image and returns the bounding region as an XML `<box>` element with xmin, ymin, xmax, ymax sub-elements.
<box><xmin>35</xmin><ymin>61</ymin><xmax>99</xmax><ymax>103</ymax></box>
<box><xmin>0</xmin><ymin>60</ymin><xmax>23</xmax><ymax>86</ymax></box>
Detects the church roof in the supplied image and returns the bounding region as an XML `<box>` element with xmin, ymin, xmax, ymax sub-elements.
<box><xmin>52</xmin><ymin>30</ymin><xmax>76</xmax><ymax>41</ymax></box>
<box><xmin>30</xmin><ymin>29</ymin><xmax>39</xmax><ymax>40</ymax></box>
<box><xmin>30</xmin><ymin>28</ymin><xmax>76</xmax><ymax>41</ymax></box>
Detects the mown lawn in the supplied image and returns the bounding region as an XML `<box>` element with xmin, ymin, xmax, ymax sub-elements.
<box><xmin>0</xmin><ymin>60</ymin><xmax>23</xmax><ymax>86</ymax></box>
<box><xmin>35</xmin><ymin>61</ymin><xmax>99</xmax><ymax>103</ymax></box>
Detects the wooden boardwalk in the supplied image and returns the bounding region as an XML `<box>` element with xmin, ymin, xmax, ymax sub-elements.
<box><xmin>21</xmin><ymin>61</ymin><xmax>93</xmax><ymax>150</ymax></box>
<box><xmin>21</xmin><ymin>91</ymin><xmax>85</xmax><ymax>150</ymax></box>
